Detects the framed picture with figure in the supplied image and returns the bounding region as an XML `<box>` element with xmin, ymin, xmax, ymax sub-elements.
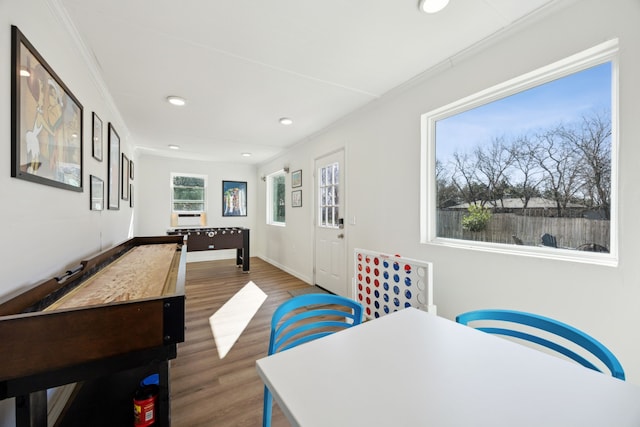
<box><xmin>11</xmin><ymin>25</ymin><xmax>83</xmax><ymax>191</ymax></box>
<box><xmin>222</xmin><ymin>181</ymin><xmax>247</xmax><ymax>216</ymax></box>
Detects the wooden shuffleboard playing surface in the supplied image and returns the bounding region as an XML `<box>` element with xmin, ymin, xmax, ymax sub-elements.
<box><xmin>49</xmin><ymin>243</ymin><xmax>178</xmax><ymax>310</ymax></box>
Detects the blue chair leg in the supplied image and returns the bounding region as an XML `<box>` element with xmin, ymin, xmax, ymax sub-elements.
<box><xmin>263</xmin><ymin>385</ymin><xmax>273</xmax><ymax>427</ymax></box>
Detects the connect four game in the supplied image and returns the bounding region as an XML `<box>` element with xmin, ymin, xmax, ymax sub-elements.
<box><xmin>354</xmin><ymin>249</ymin><xmax>436</xmax><ymax>319</ymax></box>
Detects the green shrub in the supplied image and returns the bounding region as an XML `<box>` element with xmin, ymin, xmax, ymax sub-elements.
<box><xmin>462</xmin><ymin>205</ymin><xmax>492</xmax><ymax>232</ymax></box>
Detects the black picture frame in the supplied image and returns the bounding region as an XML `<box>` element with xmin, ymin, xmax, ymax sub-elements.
<box><xmin>11</xmin><ymin>25</ymin><xmax>83</xmax><ymax>192</ymax></box>
<box><xmin>92</xmin><ymin>112</ymin><xmax>103</xmax><ymax>161</ymax></box>
<box><xmin>291</xmin><ymin>169</ymin><xmax>302</xmax><ymax>188</ymax></box>
<box><xmin>90</xmin><ymin>175</ymin><xmax>104</xmax><ymax>211</ymax></box>
<box><xmin>292</xmin><ymin>190</ymin><xmax>302</xmax><ymax>207</ymax></box>
<box><xmin>121</xmin><ymin>153</ymin><xmax>129</xmax><ymax>201</ymax></box>
<box><xmin>222</xmin><ymin>180</ymin><xmax>247</xmax><ymax>216</ymax></box>
<box><xmin>107</xmin><ymin>123</ymin><xmax>120</xmax><ymax>210</ymax></box>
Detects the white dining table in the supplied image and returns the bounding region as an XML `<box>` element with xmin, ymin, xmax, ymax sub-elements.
<box><xmin>256</xmin><ymin>307</ymin><xmax>640</xmax><ymax>427</ymax></box>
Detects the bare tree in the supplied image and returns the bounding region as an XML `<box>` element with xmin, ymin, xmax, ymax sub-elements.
<box><xmin>559</xmin><ymin>111</ymin><xmax>611</xmax><ymax>219</ymax></box>
<box><xmin>450</xmin><ymin>151</ymin><xmax>485</xmax><ymax>205</ymax></box>
<box><xmin>532</xmin><ymin>128</ymin><xmax>583</xmax><ymax>217</ymax></box>
<box><xmin>474</xmin><ymin>137</ymin><xmax>515</xmax><ymax>208</ymax></box>
<box><xmin>509</xmin><ymin>136</ymin><xmax>544</xmax><ymax>208</ymax></box>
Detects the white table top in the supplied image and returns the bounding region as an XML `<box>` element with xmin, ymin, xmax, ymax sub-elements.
<box><xmin>256</xmin><ymin>307</ymin><xmax>640</xmax><ymax>427</ymax></box>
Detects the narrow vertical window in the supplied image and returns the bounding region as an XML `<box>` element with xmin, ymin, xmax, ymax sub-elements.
<box><xmin>267</xmin><ymin>171</ymin><xmax>286</xmax><ymax>225</ymax></box>
<box><xmin>319</xmin><ymin>162</ymin><xmax>340</xmax><ymax>227</ymax></box>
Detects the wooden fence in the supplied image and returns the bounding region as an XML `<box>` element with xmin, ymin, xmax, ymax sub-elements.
<box><xmin>437</xmin><ymin>211</ymin><xmax>610</xmax><ymax>250</ymax></box>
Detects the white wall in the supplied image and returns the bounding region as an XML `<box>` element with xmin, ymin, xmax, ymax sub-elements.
<box><xmin>257</xmin><ymin>0</ymin><xmax>640</xmax><ymax>383</ymax></box>
<box><xmin>135</xmin><ymin>152</ymin><xmax>257</xmax><ymax>260</ymax></box>
<box><xmin>0</xmin><ymin>0</ymin><xmax>136</xmax><ymax>423</ymax></box>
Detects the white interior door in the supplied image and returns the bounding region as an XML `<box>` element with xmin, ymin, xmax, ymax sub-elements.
<box><xmin>314</xmin><ymin>150</ymin><xmax>346</xmax><ymax>295</ymax></box>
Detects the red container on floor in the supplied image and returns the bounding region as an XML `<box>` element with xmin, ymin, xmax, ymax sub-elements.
<box><xmin>133</xmin><ymin>376</ymin><xmax>159</xmax><ymax>426</ymax></box>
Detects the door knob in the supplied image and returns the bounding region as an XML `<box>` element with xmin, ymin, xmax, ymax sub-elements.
<box><xmin>337</xmin><ymin>233</ymin><xmax>344</xmax><ymax>239</ymax></box>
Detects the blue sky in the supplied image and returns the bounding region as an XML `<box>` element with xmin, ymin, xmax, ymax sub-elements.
<box><xmin>435</xmin><ymin>62</ymin><xmax>612</xmax><ymax>163</ymax></box>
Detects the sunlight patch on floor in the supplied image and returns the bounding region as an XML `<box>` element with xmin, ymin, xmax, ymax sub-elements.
<box><xmin>209</xmin><ymin>281</ymin><xmax>267</xmax><ymax>359</ymax></box>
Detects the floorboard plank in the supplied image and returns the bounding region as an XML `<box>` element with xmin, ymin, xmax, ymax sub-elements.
<box><xmin>171</xmin><ymin>257</ymin><xmax>312</xmax><ymax>426</ymax></box>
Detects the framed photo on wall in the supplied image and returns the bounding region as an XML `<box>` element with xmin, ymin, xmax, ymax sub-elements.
<box><xmin>121</xmin><ymin>153</ymin><xmax>129</xmax><ymax>201</ymax></box>
<box><xmin>11</xmin><ymin>25</ymin><xmax>83</xmax><ymax>192</ymax></box>
<box><xmin>222</xmin><ymin>180</ymin><xmax>247</xmax><ymax>216</ymax></box>
<box><xmin>90</xmin><ymin>175</ymin><xmax>104</xmax><ymax>211</ymax></box>
<box><xmin>291</xmin><ymin>169</ymin><xmax>302</xmax><ymax>188</ymax></box>
<box><xmin>107</xmin><ymin>123</ymin><xmax>120</xmax><ymax>210</ymax></box>
<box><xmin>92</xmin><ymin>112</ymin><xmax>103</xmax><ymax>161</ymax></box>
<box><xmin>292</xmin><ymin>190</ymin><xmax>302</xmax><ymax>207</ymax></box>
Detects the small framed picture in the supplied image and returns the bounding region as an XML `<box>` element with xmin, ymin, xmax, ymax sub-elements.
<box><xmin>292</xmin><ymin>190</ymin><xmax>302</xmax><ymax>207</ymax></box>
<box><xmin>92</xmin><ymin>112</ymin><xmax>103</xmax><ymax>161</ymax></box>
<box><xmin>291</xmin><ymin>169</ymin><xmax>302</xmax><ymax>188</ymax></box>
<box><xmin>121</xmin><ymin>153</ymin><xmax>129</xmax><ymax>201</ymax></box>
<box><xmin>90</xmin><ymin>175</ymin><xmax>104</xmax><ymax>211</ymax></box>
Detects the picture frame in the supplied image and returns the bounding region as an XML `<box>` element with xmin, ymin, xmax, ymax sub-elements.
<box><xmin>107</xmin><ymin>123</ymin><xmax>120</xmax><ymax>210</ymax></box>
<box><xmin>92</xmin><ymin>112</ymin><xmax>103</xmax><ymax>161</ymax></box>
<box><xmin>11</xmin><ymin>25</ymin><xmax>83</xmax><ymax>192</ymax></box>
<box><xmin>121</xmin><ymin>153</ymin><xmax>129</xmax><ymax>201</ymax></box>
<box><xmin>222</xmin><ymin>180</ymin><xmax>247</xmax><ymax>216</ymax></box>
<box><xmin>129</xmin><ymin>160</ymin><xmax>134</xmax><ymax>180</ymax></box>
<box><xmin>129</xmin><ymin>183</ymin><xmax>134</xmax><ymax>208</ymax></box>
<box><xmin>90</xmin><ymin>175</ymin><xmax>104</xmax><ymax>211</ymax></box>
<box><xmin>291</xmin><ymin>169</ymin><xmax>302</xmax><ymax>188</ymax></box>
<box><xmin>292</xmin><ymin>190</ymin><xmax>302</xmax><ymax>207</ymax></box>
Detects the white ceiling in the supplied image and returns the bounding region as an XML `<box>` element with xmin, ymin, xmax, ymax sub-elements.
<box><xmin>57</xmin><ymin>0</ymin><xmax>557</xmax><ymax>164</ymax></box>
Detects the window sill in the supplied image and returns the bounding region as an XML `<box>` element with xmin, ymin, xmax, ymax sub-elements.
<box><xmin>425</xmin><ymin>237</ymin><xmax>618</xmax><ymax>267</ymax></box>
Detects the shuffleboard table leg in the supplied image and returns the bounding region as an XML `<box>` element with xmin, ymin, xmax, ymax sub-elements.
<box><xmin>15</xmin><ymin>390</ymin><xmax>47</xmax><ymax>427</ymax></box>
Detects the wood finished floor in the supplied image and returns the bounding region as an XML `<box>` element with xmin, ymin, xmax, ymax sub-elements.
<box><xmin>170</xmin><ymin>257</ymin><xmax>310</xmax><ymax>426</ymax></box>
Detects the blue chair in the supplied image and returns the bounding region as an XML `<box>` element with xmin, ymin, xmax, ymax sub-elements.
<box><xmin>455</xmin><ymin>309</ymin><xmax>625</xmax><ymax>380</ymax></box>
<box><xmin>263</xmin><ymin>293</ymin><xmax>364</xmax><ymax>427</ymax></box>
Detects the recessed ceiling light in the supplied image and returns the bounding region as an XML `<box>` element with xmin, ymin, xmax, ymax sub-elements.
<box><xmin>241</xmin><ymin>152</ymin><xmax>252</xmax><ymax>157</ymax></box>
<box><xmin>419</xmin><ymin>0</ymin><xmax>449</xmax><ymax>13</ymax></box>
<box><xmin>279</xmin><ymin>117</ymin><xmax>293</xmax><ymax>126</ymax></box>
<box><xmin>166</xmin><ymin>96</ymin><xmax>186</xmax><ymax>106</ymax></box>
<box><xmin>168</xmin><ymin>144</ymin><xmax>180</xmax><ymax>150</ymax></box>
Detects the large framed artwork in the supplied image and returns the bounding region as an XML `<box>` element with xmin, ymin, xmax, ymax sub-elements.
<box><xmin>108</xmin><ymin>123</ymin><xmax>120</xmax><ymax>210</ymax></box>
<box><xmin>11</xmin><ymin>25</ymin><xmax>83</xmax><ymax>191</ymax></box>
<box><xmin>222</xmin><ymin>180</ymin><xmax>247</xmax><ymax>217</ymax></box>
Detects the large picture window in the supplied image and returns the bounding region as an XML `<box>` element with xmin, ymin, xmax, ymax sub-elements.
<box><xmin>421</xmin><ymin>40</ymin><xmax>618</xmax><ymax>265</ymax></box>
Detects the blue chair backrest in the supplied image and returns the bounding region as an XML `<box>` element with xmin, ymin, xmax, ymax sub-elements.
<box><xmin>268</xmin><ymin>293</ymin><xmax>364</xmax><ymax>355</ymax></box>
<box><xmin>456</xmin><ymin>309</ymin><xmax>625</xmax><ymax>380</ymax></box>
<box><xmin>263</xmin><ymin>293</ymin><xmax>364</xmax><ymax>427</ymax></box>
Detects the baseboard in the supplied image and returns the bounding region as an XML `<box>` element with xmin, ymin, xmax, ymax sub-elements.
<box><xmin>257</xmin><ymin>256</ymin><xmax>312</xmax><ymax>285</ymax></box>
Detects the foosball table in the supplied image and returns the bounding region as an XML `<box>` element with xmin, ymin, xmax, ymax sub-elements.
<box><xmin>167</xmin><ymin>227</ymin><xmax>250</xmax><ymax>272</ymax></box>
